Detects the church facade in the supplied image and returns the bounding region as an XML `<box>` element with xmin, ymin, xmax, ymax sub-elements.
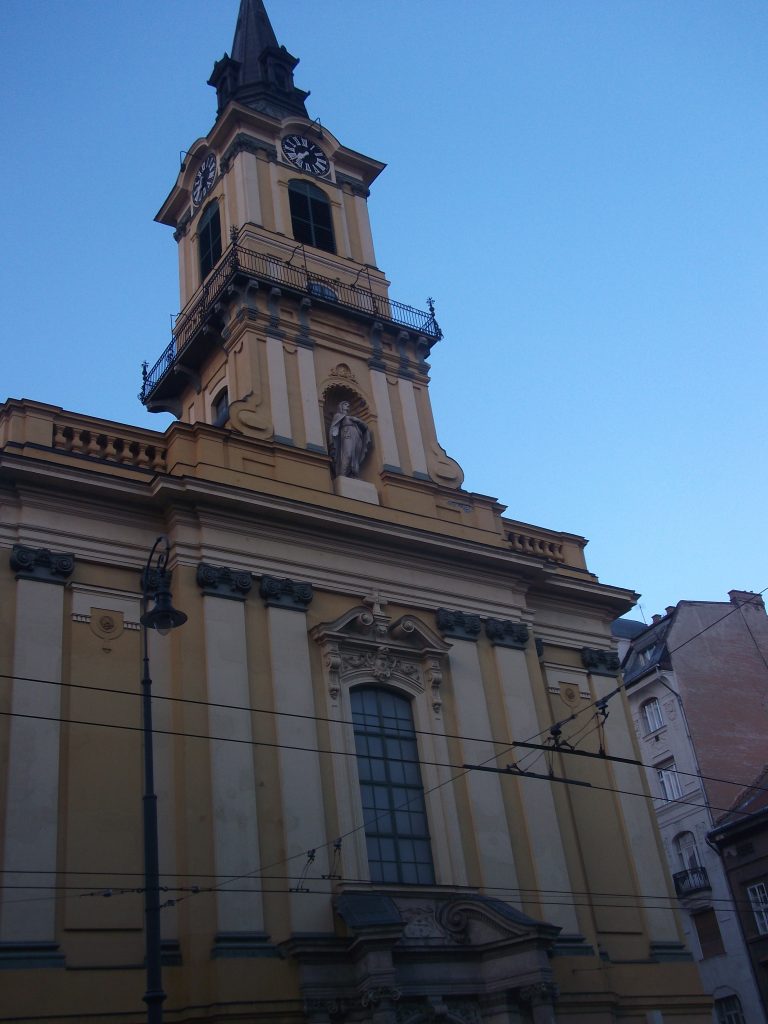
<box><xmin>0</xmin><ymin>2</ymin><xmax>710</xmax><ymax>1021</ymax></box>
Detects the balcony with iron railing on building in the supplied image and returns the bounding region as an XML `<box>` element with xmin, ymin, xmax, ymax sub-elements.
<box><xmin>140</xmin><ymin>226</ymin><xmax>442</xmax><ymax>407</ymax></box>
<box><xmin>673</xmin><ymin>864</ymin><xmax>712</xmax><ymax>898</ymax></box>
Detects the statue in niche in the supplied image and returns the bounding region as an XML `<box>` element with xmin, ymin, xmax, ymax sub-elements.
<box><xmin>329</xmin><ymin>400</ymin><xmax>371</xmax><ymax>478</ymax></box>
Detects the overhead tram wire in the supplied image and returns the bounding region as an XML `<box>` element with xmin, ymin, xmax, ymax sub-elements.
<box><xmin>4</xmin><ymin>585</ymin><xmax>767</xmax><ymax>915</ymax></box>
<box><xmin>0</xmin><ymin>705</ymin><xmax>759</xmax><ymax>823</ymax></box>
<box><xmin>3</xmin><ymin>668</ymin><xmax>767</xmax><ymax>798</ymax></box>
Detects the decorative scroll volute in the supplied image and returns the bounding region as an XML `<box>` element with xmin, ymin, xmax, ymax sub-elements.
<box><xmin>311</xmin><ymin>606</ymin><xmax>450</xmax><ymax>714</ymax></box>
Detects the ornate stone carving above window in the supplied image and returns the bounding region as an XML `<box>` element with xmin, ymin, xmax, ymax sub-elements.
<box><xmin>311</xmin><ymin>604</ymin><xmax>450</xmax><ymax>714</ymax></box>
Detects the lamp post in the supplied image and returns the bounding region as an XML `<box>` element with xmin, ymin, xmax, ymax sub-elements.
<box><xmin>139</xmin><ymin>536</ymin><xmax>187</xmax><ymax>1024</ymax></box>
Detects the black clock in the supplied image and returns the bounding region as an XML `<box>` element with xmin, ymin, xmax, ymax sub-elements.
<box><xmin>281</xmin><ymin>135</ymin><xmax>330</xmax><ymax>177</ymax></box>
<box><xmin>192</xmin><ymin>153</ymin><xmax>217</xmax><ymax>205</ymax></box>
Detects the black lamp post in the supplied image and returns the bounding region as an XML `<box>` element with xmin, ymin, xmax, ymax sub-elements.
<box><xmin>139</xmin><ymin>536</ymin><xmax>187</xmax><ymax>1024</ymax></box>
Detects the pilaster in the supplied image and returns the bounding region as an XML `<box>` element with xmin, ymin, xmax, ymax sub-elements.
<box><xmin>197</xmin><ymin>564</ymin><xmax>265</xmax><ymax>942</ymax></box>
<box><xmin>437</xmin><ymin>608</ymin><xmax>519</xmax><ymax>896</ymax></box>
<box><xmin>260</xmin><ymin>575</ymin><xmax>329</xmax><ymax>932</ymax></box>
<box><xmin>0</xmin><ymin>546</ymin><xmax>74</xmax><ymax>963</ymax></box>
<box><xmin>488</xmin><ymin>620</ymin><xmax>578</xmax><ymax>933</ymax></box>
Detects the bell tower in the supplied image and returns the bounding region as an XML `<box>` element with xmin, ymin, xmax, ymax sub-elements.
<box><xmin>143</xmin><ymin>0</ymin><xmax>464</xmax><ymax>508</ymax></box>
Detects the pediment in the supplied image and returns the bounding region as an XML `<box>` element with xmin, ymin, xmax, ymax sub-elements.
<box><xmin>311</xmin><ymin>605</ymin><xmax>450</xmax><ymax>710</ymax></box>
<box><xmin>335</xmin><ymin>890</ymin><xmax>559</xmax><ymax>950</ymax></box>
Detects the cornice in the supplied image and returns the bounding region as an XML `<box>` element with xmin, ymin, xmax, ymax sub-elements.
<box><xmin>0</xmin><ymin>450</ymin><xmax>636</xmax><ymax>618</ymax></box>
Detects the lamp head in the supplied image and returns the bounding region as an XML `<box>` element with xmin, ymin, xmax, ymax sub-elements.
<box><xmin>141</xmin><ymin>582</ymin><xmax>187</xmax><ymax>635</ymax></box>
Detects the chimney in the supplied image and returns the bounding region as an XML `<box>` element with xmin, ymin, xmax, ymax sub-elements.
<box><xmin>665</xmin><ymin>606</ymin><xmax>676</xmax><ymax>616</ymax></box>
<box><xmin>729</xmin><ymin>590</ymin><xmax>765</xmax><ymax>611</ymax></box>
<box><xmin>652</xmin><ymin>614</ymin><xmax>662</xmax><ymax>624</ymax></box>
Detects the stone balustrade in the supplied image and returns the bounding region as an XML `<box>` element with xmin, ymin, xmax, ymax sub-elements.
<box><xmin>507</xmin><ymin>529</ymin><xmax>565</xmax><ymax>563</ymax></box>
<box><xmin>52</xmin><ymin>422</ymin><xmax>166</xmax><ymax>472</ymax></box>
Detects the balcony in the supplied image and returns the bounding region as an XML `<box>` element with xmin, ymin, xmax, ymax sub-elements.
<box><xmin>140</xmin><ymin>231</ymin><xmax>442</xmax><ymax>405</ymax></box>
<box><xmin>673</xmin><ymin>865</ymin><xmax>711</xmax><ymax>897</ymax></box>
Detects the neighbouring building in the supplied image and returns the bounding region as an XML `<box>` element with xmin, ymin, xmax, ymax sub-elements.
<box><xmin>616</xmin><ymin>591</ymin><xmax>768</xmax><ymax>1023</ymax></box>
<box><xmin>0</xmin><ymin>2</ymin><xmax>711</xmax><ymax>1022</ymax></box>
<box><xmin>710</xmin><ymin>768</ymin><xmax>768</xmax><ymax>1018</ymax></box>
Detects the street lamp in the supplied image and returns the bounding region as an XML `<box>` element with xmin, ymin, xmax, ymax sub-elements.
<box><xmin>140</xmin><ymin>536</ymin><xmax>187</xmax><ymax>1024</ymax></box>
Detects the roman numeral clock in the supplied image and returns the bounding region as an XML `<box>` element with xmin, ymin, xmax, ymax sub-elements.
<box><xmin>281</xmin><ymin>134</ymin><xmax>330</xmax><ymax>177</ymax></box>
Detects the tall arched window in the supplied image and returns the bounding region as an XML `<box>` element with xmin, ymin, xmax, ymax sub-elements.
<box><xmin>288</xmin><ymin>180</ymin><xmax>335</xmax><ymax>253</ymax></box>
<box><xmin>674</xmin><ymin>831</ymin><xmax>701</xmax><ymax>871</ymax></box>
<box><xmin>351</xmin><ymin>687</ymin><xmax>434</xmax><ymax>885</ymax></box>
<box><xmin>198</xmin><ymin>200</ymin><xmax>222</xmax><ymax>281</ymax></box>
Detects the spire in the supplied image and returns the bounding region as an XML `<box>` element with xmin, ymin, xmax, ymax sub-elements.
<box><xmin>208</xmin><ymin>0</ymin><xmax>309</xmax><ymax>120</ymax></box>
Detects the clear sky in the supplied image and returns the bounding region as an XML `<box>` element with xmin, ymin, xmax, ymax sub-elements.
<box><xmin>3</xmin><ymin>0</ymin><xmax>766</xmax><ymax>620</ymax></box>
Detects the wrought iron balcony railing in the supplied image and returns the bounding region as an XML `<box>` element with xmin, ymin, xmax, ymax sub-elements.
<box><xmin>673</xmin><ymin>865</ymin><xmax>711</xmax><ymax>897</ymax></box>
<box><xmin>141</xmin><ymin>234</ymin><xmax>441</xmax><ymax>403</ymax></box>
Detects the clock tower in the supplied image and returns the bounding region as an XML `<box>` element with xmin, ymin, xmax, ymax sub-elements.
<box><xmin>144</xmin><ymin>0</ymin><xmax>463</xmax><ymax>509</ymax></box>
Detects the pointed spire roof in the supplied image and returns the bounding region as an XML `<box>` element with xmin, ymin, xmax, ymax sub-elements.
<box><xmin>208</xmin><ymin>0</ymin><xmax>309</xmax><ymax>120</ymax></box>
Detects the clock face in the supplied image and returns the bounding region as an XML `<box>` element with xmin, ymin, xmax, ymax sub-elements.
<box><xmin>281</xmin><ymin>135</ymin><xmax>330</xmax><ymax>177</ymax></box>
<box><xmin>192</xmin><ymin>153</ymin><xmax>217</xmax><ymax>205</ymax></box>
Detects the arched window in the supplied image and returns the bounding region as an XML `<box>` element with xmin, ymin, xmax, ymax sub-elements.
<box><xmin>715</xmin><ymin>994</ymin><xmax>746</xmax><ymax>1024</ymax></box>
<box><xmin>351</xmin><ymin>687</ymin><xmax>434</xmax><ymax>885</ymax></box>
<box><xmin>198</xmin><ymin>201</ymin><xmax>222</xmax><ymax>281</ymax></box>
<box><xmin>288</xmin><ymin>180</ymin><xmax>335</xmax><ymax>253</ymax></box>
<box><xmin>212</xmin><ymin>387</ymin><xmax>229</xmax><ymax>427</ymax></box>
<box><xmin>673</xmin><ymin>831</ymin><xmax>701</xmax><ymax>871</ymax></box>
<box><xmin>641</xmin><ymin>697</ymin><xmax>664</xmax><ymax>734</ymax></box>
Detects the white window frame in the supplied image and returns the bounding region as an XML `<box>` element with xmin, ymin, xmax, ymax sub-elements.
<box><xmin>747</xmin><ymin>881</ymin><xmax>768</xmax><ymax>935</ymax></box>
<box><xmin>657</xmin><ymin>761</ymin><xmax>682</xmax><ymax>801</ymax></box>
<box><xmin>641</xmin><ymin>697</ymin><xmax>664</xmax><ymax>734</ymax></box>
<box><xmin>715</xmin><ymin>994</ymin><xmax>746</xmax><ymax>1024</ymax></box>
<box><xmin>673</xmin><ymin>831</ymin><xmax>701</xmax><ymax>870</ymax></box>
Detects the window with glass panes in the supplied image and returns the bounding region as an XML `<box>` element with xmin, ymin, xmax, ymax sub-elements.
<box><xmin>747</xmin><ymin>881</ymin><xmax>768</xmax><ymax>934</ymax></box>
<box><xmin>288</xmin><ymin>180</ymin><xmax>335</xmax><ymax>253</ymax></box>
<box><xmin>198</xmin><ymin>201</ymin><xmax>222</xmax><ymax>281</ymax></box>
<box><xmin>641</xmin><ymin>697</ymin><xmax>664</xmax><ymax>734</ymax></box>
<box><xmin>351</xmin><ymin>687</ymin><xmax>435</xmax><ymax>885</ymax></box>
<box><xmin>656</xmin><ymin>760</ymin><xmax>682</xmax><ymax>800</ymax></box>
<box><xmin>715</xmin><ymin>995</ymin><xmax>746</xmax><ymax>1024</ymax></box>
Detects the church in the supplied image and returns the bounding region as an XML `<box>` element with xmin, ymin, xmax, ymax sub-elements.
<box><xmin>0</xmin><ymin>2</ymin><xmax>710</xmax><ymax>1021</ymax></box>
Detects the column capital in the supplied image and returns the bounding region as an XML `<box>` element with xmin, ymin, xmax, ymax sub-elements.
<box><xmin>436</xmin><ymin>608</ymin><xmax>481</xmax><ymax>642</ymax></box>
<box><xmin>485</xmin><ymin>618</ymin><xmax>529</xmax><ymax>649</ymax></box>
<box><xmin>259</xmin><ymin>575</ymin><xmax>313</xmax><ymax>612</ymax></box>
<box><xmin>580</xmin><ymin>648</ymin><xmax>620</xmax><ymax>676</ymax></box>
<box><xmin>10</xmin><ymin>545</ymin><xmax>74</xmax><ymax>584</ymax></box>
<box><xmin>196</xmin><ymin>563</ymin><xmax>253</xmax><ymax>601</ymax></box>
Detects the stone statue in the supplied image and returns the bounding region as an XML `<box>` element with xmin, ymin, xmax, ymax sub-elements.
<box><xmin>329</xmin><ymin>400</ymin><xmax>371</xmax><ymax>478</ymax></box>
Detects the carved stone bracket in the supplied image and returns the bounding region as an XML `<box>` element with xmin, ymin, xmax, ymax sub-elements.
<box><xmin>312</xmin><ymin>606</ymin><xmax>450</xmax><ymax>713</ymax></box>
<box><xmin>196</xmin><ymin>563</ymin><xmax>253</xmax><ymax>601</ymax></box>
<box><xmin>580</xmin><ymin>648</ymin><xmax>620</xmax><ymax>676</ymax></box>
<box><xmin>10</xmin><ymin>544</ymin><xmax>74</xmax><ymax>584</ymax></box>
<box><xmin>518</xmin><ymin>981</ymin><xmax>559</xmax><ymax>1006</ymax></box>
<box><xmin>220</xmin><ymin>132</ymin><xmax>277</xmax><ymax>173</ymax></box>
<box><xmin>484</xmin><ymin>619</ymin><xmax>529</xmax><ymax>650</ymax></box>
<box><xmin>259</xmin><ymin>575</ymin><xmax>313</xmax><ymax>612</ymax></box>
<box><xmin>304</xmin><ymin>998</ymin><xmax>347</xmax><ymax>1020</ymax></box>
<box><xmin>361</xmin><ymin>986</ymin><xmax>401</xmax><ymax>1008</ymax></box>
<box><xmin>436</xmin><ymin>608</ymin><xmax>481</xmax><ymax>643</ymax></box>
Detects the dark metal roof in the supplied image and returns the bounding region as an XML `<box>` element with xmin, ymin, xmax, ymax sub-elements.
<box><xmin>208</xmin><ymin>0</ymin><xmax>310</xmax><ymax>120</ymax></box>
<box><xmin>611</xmin><ymin>617</ymin><xmax>647</xmax><ymax>640</ymax></box>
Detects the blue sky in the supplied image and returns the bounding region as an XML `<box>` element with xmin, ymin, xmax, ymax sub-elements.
<box><xmin>2</xmin><ymin>0</ymin><xmax>767</xmax><ymax>619</ymax></box>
